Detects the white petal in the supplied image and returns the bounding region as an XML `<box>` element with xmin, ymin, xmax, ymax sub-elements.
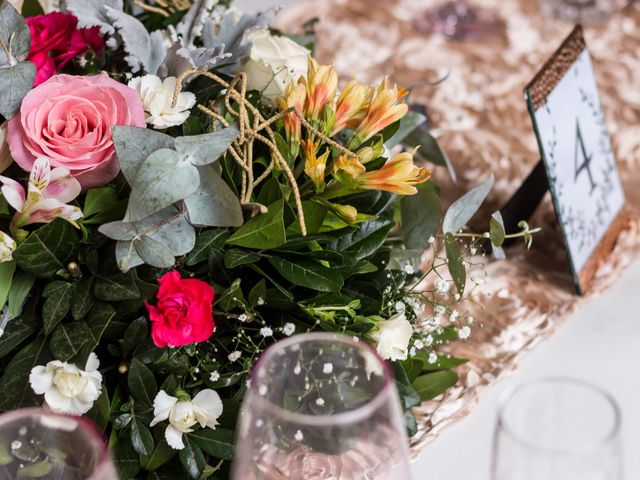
<box><xmin>29</xmin><ymin>157</ymin><xmax>51</xmax><ymax>190</ymax></box>
<box><xmin>67</xmin><ymin>398</ymin><xmax>93</xmax><ymax>416</ymax></box>
<box><xmin>84</xmin><ymin>352</ymin><xmax>100</xmax><ymax>372</ymax></box>
<box><xmin>192</xmin><ymin>389</ymin><xmax>223</xmax><ymax>428</ymax></box>
<box><xmin>0</xmin><ymin>176</ymin><xmax>25</xmax><ymax>212</ymax></box>
<box><xmin>44</xmin><ymin>388</ymin><xmax>73</xmax><ymax>414</ymax></box>
<box><xmin>150</xmin><ymin>390</ymin><xmax>177</xmax><ymax>426</ymax></box>
<box><xmin>75</xmin><ymin>376</ymin><xmax>101</xmax><ymax>404</ymax></box>
<box><xmin>165</xmin><ymin>425</ymin><xmax>185</xmax><ymax>450</ymax></box>
<box><xmin>29</xmin><ymin>366</ymin><xmax>53</xmax><ymax>395</ymax></box>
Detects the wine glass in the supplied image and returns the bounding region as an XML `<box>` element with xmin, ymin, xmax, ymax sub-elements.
<box><xmin>0</xmin><ymin>408</ymin><xmax>117</xmax><ymax>479</ymax></box>
<box><xmin>231</xmin><ymin>332</ymin><xmax>413</xmax><ymax>480</ymax></box>
<box><xmin>538</xmin><ymin>0</ymin><xmax>630</xmax><ymax>24</ymax></box>
<box><xmin>492</xmin><ymin>377</ymin><xmax>622</xmax><ymax>480</ymax></box>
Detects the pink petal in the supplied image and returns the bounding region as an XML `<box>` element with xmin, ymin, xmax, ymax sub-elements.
<box><xmin>43</xmin><ymin>167</ymin><xmax>81</xmax><ymax>203</ymax></box>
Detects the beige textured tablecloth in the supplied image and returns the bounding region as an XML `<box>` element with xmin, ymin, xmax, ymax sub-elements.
<box><xmin>277</xmin><ymin>0</ymin><xmax>640</xmax><ymax>455</ymax></box>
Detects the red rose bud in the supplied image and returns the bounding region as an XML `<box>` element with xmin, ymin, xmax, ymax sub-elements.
<box><xmin>145</xmin><ymin>271</ymin><xmax>216</xmax><ymax>348</ymax></box>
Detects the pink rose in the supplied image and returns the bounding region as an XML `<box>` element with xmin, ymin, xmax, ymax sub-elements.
<box><xmin>26</xmin><ymin>12</ymin><xmax>104</xmax><ymax>85</ymax></box>
<box><xmin>7</xmin><ymin>74</ymin><xmax>145</xmax><ymax>189</ymax></box>
<box><xmin>145</xmin><ymin>271</ymin><xmax>216</xmax><ymax>348</ymax></box>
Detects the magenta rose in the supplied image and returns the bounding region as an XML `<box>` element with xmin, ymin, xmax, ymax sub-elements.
<box><xmin>7</xmin><ymin>74</ymin><xmax>145</xmax><ymax>189</ymax></box>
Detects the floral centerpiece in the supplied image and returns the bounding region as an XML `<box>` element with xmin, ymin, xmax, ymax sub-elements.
<box><xmin>0</xmin><ymin>0</ymin><xmax>536</xmax><ymax>478</ymax></box>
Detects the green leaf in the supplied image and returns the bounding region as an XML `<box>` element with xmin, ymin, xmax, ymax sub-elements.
<box><xmin>412</xmin><ymin>370</ymin><xmax>458</xmax><ymax>401</ymax></box>
<box><xmin>490</xmin><ymin>210</ymin><xmax>506</xmax><ymax>247</ymax></box>
<box><xmin>13</xmin><ymin>220</ymin><xmax>79</xmax><ymax>278</ymax></box>
<box><xmin>226</xmin><ymin>199</ymin><xmax>285</xmax><ymax>249</ymax></box>
<box><xmin>112</xmin><ymin>438</ymin><xmax>140</xmax><ymax>479</ymax></box>
<box><xmin>400</xmin><ymin>182</ymin><xmax>441</xmax><ymax>250</ymax></box>
<box><xmin>174</xmin><ymin>125</ymin><xmax>239</xmax><ymax>166</ymax></box>
<box><xmin>0</xmin><ymin>0</ymin><xmax>31</xmax><ymax>65</ymax></box>
<box><xmin>0</xmin><ymin>336</ymin><xmax>51</xmax><ymax>410</ymax></box>
<box><xmin>71</xmin><ymin>279</ymin><xmax>94</xmax><ymax>320</ymax></box>
<box><xmin>49</xmin><ymin>321</ymin><xmax>92</xmax><ymax>362</ymax></box>
<box><xmin>123</xmin><ymin>317</ymin><xmax>148</xmax><ymax>354</ymax></box>
<box><xmin>94</xmin><ymin>272</ymin><xmax>140</xmax><ymax>301</ymax></box>
<box><xmin>189</xmin><ymin>428</ymin><xmax>235</xmax><ymax>460</ymax></box>
<box><xmin>185</xmin><ymin>229</ymin><xmax>229</xmax><ymax>266</ymax></box>
<box><xmin>178</xmin><ymin>436</ymin><xmax>206</xmax><ymax>479</ymax></box>
<box><xmin>184</xmin><ymin>164</ymin><xmax>243</xmax><ymax>228</ymax></box>
<box><xmin>390</xmin><ymin>361</ymin><xmax>421</xmax><ymax>409</ymax></box>
<box><xmin>266</xmin><ymin>255</ymin><xmax>344</xmax><ymax>292</ymax></box>
<box><xmin>216</xmin><ymin>278</ymin><xmax>245</xmax><ymax>312</ymax></box>
<box><xmin>111</xmin><ymin>126</ymin><xmax>174</xmax><ymax>186</ymax></box>
<box><xmin>140</xmin><ymin>438</ymin><xmax>176</xmax><ymax>471</ymax></box>
<box><xmin>125</xmin><ymin>148</ymin><xmax>200</xmax><ymax>222</ymax></box>
<box><xmin>16</xmin><ymin>458</ymin><xmax>52</xmax><ymax>477</ymax></box>
<box><xmin>384</xmin><ymin>111</ymin><xmax>426</xmax><ymax>148</ymax></box>
<box><xmin>248</xmin><ymin>279</ymin><xmax>267</xmax><ymax>306</ymax></box>
<box><xmin>223</xmin><ymin>249</ymin><xmax>260</xmax><ymax>269</ymax></box>
<box><xmin>0</xmin><ymin>259</ymin><xmax>16</xmax><ymax>310</ymax></box>
<box><xmin>406</xmin><ymin>128</ymin><xmax>457</xmax><ymax>183</ymax></box>
<box><xmin>0</xmin><ymin>309</ymin><xmax>39</xmax><ymax>358</ymax></box>
<box><xmin>442</xmin><ymin>175</ymin><xmax>494</xmax><ymax>233</ymax></box>
<box><xmin>130</xmin><ymin>417</ymin><xmax>154</xmax><ymax>456</ymax></box>
<box><xmin>82</xmin><ymin>186</ymin><xmax>126</xmax><ymax>225</ymax></box>
<box><xmin>444</xmin><ymin>233</ymin><xmax>466</xmax><ymax>295</ymax></box>
<box><xmin>0</xmin><ymin>61</ymin><xmax>36</xmax><ymax>118</ymax></box>
<box><xmin>134</xmin><ymin>235</ymin><xmax>175</xmax><ymax>269</ymax></box>
<box><xmin>86</xmin><ymin>303</ymin><xmax>116</xmax><ymax>350</ymax></box>
<box><xmin>7</xmin><ymin>271</ymin><xmax>35</xmax><ymax>319</ymax></box>
<box><xmin>128</xmin><ymin>358</ymin><xmax>158</xmax><ymax>409</ymax></box>
<box><xmin>331</xmin><ymin>220</ymin><xmax>393</xmax><ymax>261</ymax></box>
<box><xmin>42</xmin><ymin>281</ymin><xmax>73</xmax><ymax>335</ymax></box>
<box><xmin>85</xmin><ymin>386</ymin><xmax>109</xmax><ymax>431</ymax></box>
<box><xmin>21</xmin><ymin>0</ymin><xmax>45</xmax><ymax>17</ymax></box>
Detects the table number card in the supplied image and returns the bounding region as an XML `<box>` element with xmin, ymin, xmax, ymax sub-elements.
<box><xmin>525</xmin><ymin>26</ymin><xmax>626</xmax><ymax>295</ymax></box>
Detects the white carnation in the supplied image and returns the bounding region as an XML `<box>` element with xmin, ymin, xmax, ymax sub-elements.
<box><xmin>128</xmin><ymin>75</ymin><xmax>196</xmax><ymax>129</ymax></box>
<box><xmin>29</xmin><ymin>353</ymin><xmax>102</xmax><ymax>416</ymax></box>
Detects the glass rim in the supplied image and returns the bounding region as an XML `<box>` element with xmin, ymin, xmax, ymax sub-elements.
<box><xmin>247</xmin><ymin>332</ymin><xmax>395</xmax><ymax>427</ymax></box>
<box><xmin>497</xmin><ymin>377</ymin><xmax>621</xmax><ymax>453</ymax></box>
<box><xmin>0</xmin><ymin>407</ymin><xmax>113</xmax><ymax>478</ymax></box>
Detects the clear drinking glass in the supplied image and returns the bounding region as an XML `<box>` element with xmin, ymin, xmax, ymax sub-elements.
<box><xmin>492</xmin><ymin>377</ymin><xmax>622</xmax><ymax>480</ymax></box>
<box><xmin>538</xmin><ymin>0</ymin><xmax>630</xmax><ymax>24</ymax></box>
<box><xmin>0</xmin><ymin>409</ymin><xmax>117</xmax><ymax>479</ymax></box>
<box><xmin>231</xmin><ymin>332</ymin><xmax>412</xmax><ymax>480</ymax></box>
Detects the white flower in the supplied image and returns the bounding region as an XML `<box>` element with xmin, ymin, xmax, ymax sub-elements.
<box><xmin>150</xmin><ymin>389</ymin><xmax>223</xmax><ymax>450</ymax></box>
<box><xmin>256</xmin><ymin>297</ymin><xmax>266</xmax><ymax>306</ymax></box>
<box><xmin>425</xmin><ymin>335</ymin><xmax>433</xmax><ymax>346</ymax></box>
<box><xmin>428</xmin><ymin>352</ymin><xmax>438</xmax><ymax>364</ymax></box>
<box><xmin>403</xmin><ymin>264</ymin><xmax>415</xmax><ymax>275</ymax></box>
<box><xmin>433</xmin><ymin>305</ymin><xmax>446</xmax><ymax>317</ymax></box>
<box><xmin>0</xmin><ymin>123</ymin><xmax>12</xmax><ymax>174</ymax></box>
<box><xmin>259</xmin><ymin>326</ymin><xmax>273</xmax><ymax>337</ymax></box>
<box><xmin>371</xmin><ymin>313</ymin><xmax>414</xmax><ymax>361</ymax></box>
<box><xmin>0</xmin><ymin>230</ymin><xmax>16</xmax><ymax>263</ymax></box>
<box><xmin>394</xmin><ymin>301</ymin><xmax>406</xmax><ymax>313</ymax></box>
<box><xmin>209</xmin><ymin>371</ymin><xmax>220</xmax><ymax>382</ymax></box>
<box><xmin>241</xmin><ymin>29</ymin><xmax>309</xmax><ymax>104</ymax></box>
<box><xmin>228</xmin><ymin>351</ymin><xmax>241</xmax><ymax>362</ymax></box>
<box><xmin>428</xmin><ymin>236</ymin><xmax>435</xmax><ymax>244</ymax></box>
<box><xmin>450</xmin><ymin>310</ymin><xmax>460</xmax><ymax>322</ymax></box>
<box><xmin>128</xmin><ymin>75</ymin><xmax>196</xmax><ymax>129</ymax></box>
<box><xmin>238</xmin><ymin>314</ymin><xmax>248</xmax><ymax>322</ymax></box>
<box><xmin>414</xmin><ymin>339</ymin><xmax>424</xmax><ymax>349</ymax></box>
<box><xmin>458</xmin><ymin>326</ymin><xmax>471</xmax><ymax>340</ymax></box>
<box><xmin>435</xmin><ymin>279</ymin><xmax>449</xmax><ymax>294</ymax></box>
<box><xmin>29</xmin><ymin>353</ymin><xmax>102</xmax><ymax>416</ymax></box>
<box><xmin>322</xmin><ymin>363</ymin><xmax>333</xmax><ymax>374</ymax></box>
<box><xmin>282</xmin><ymin>323</ymin><xmax>295</xmax><ymax>336</ymax></box>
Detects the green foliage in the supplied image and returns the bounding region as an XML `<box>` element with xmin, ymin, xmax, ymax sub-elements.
<box><xmin>179</xmin><ymin>436</ymin><xmax>206</xmax><ymax>479</ymax></box>
<box><xmin>226</xmin><ymin>199</ymin><xmax>286</xmax><ymax>249</ymax></box>
<box><xmin>444</xmin><ymin>233</ymin><xmax>466</xmax><ymax>295</ymax></box>
<box><xmin>128</xmin><ymin>359</ymin><xmax>158</xmax><ymax>410</ymax></box>
<box><xmin>0</xmin><ymin>337</ymin><xmax>51</xmax><ymax>411</ymax></box>
<box><xmin>412</xmin><ymin>370</ymin><xmax>459</xmax><ymax>401</ymax></box>
<box><xmin>442</xmin><ymin>175</ymin><xmax>494</xmax><ymax>233</ymax></box>
<box><xmin>401</xmin><ymin>182</ymin><xmax>441</xmax><ymax>250</ymax></box>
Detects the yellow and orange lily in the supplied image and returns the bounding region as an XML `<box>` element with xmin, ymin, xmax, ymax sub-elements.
<box><xmin>357</xmin><ymin>149</ymin><xmax>430</xmax><ymax>195</ymax></box>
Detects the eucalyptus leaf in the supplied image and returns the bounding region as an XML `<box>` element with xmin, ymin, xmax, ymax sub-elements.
<box><xmin>490</xmin><ymin>210</ymin><xmax>506</xmax><ymax>247</ymax></box>
<box><xmin>442</xmin><ymin>175</ymin><xmax>494</xmax><ymax>233</ymax></box>
<box><xmin>400</xmin><ymin>182</ymin><xmax>441</xmax><ymax>250</ymax></box>
<box><xmin>0</xmin><ymin>0</ymin><xmax>31</xmax><ymax>65</ymax></box>
<box><xmin>0</xmin><ymin>61</ymin><xmax>36</xmax><ymax>119</ymax></box>
<box><xmin>13</xmin><ymin>220</ymin><xmax>79</xmax><ymax>278</ymax></box>
<box><xmin>134</xmin><ymin>235</ymin><xmax>175</xmax><ymax>269</ymax></box>
<box><xmin>125</xmin><ymin>148</ymin><xmax>200</xmax><ymax>222</ymax></box>
<box><xmin>184</xmin><ymin>164</ymin><xmax>243</xmax><ymax>227</ymax></box>
<box><xmin>174</xmin><ymin>125</ymin><xmax>239</xmax><ymax>166</ymax></box>
<box><xmin>111</xmin><ymin>126</ymin><xmax>174</xmax><ymax>185</ymax></box>
<box><xmin>406</xmin><ymin>128</ymin><xmax>457</xmax><ymax>183</ymax></box>
<box><xmin>0</xmin><ymin>336</ymin><xmax>51</xmax><ymax>410</ymax></box>
<box><xmin>226</xmin><ymin>199</ymin><xmax>285</xmax><ymax>249</ymax></box>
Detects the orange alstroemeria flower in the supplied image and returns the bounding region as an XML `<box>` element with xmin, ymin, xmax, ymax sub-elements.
<box><xmin>302</xmin><ymin>140</ymin><xmax>329</xmax><ymax>192</ymax></box>
<box><xmin>331</xmin><ymin>79</ymin><xmax>370</xmax><ymax>136</ymax></box>
<box><xmin>302</xmin><ymin>57</ymin><xmax>338</xmax><ymax>121</ymax></box>
<box><xmin>276</xmin><ymin>82</ymin><xmax>306</xmax><ymax>158</ymax></box>
<box><xmin>350</xmin><ymin>78</ymin><xmax>408</xmax><ymax>148</ymax></box>
<box><xmin>334</xmin><ymin>154</ymin><xmax>366</xmax><ymax>180</ymax></box>
<box><xmin>357</xmin><ymin>149</ymin><xmax>430</xmax><ymax>195</ymax></box>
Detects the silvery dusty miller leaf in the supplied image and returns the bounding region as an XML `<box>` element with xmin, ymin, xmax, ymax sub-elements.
<box><xmin>0</xmin><ymin>0</ymin><xmax>31</xmax><ymax>65</ymax></box>
<box><xmin>0</xmin><ymin>61</ymin><xmax>35</xmax><ymax>118</ymax></box>
<box><xmin>111</xmin><ymin>126</ymin><xmax>174</xmax><ymax>186</ymax></box>
<box><xmin>66</xmin><ymin>0</ymin><xmax>123</xmax><ymax>35</ymax></box>
<box><xmin>442</xmin><ymin>175</ymin><xmax>494</xmax><ymax>233</ymax></box>
<box><xmin>125</xmin><ymin>148</ymin><xmax>200</xmax><ymax>222</ymax></box>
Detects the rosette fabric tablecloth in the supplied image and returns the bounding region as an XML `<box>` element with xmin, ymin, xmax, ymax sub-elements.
<box><xmin>277</xmin><ymin>0</ymin><xmax>640</xmax><ymax>455</ymax></box>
